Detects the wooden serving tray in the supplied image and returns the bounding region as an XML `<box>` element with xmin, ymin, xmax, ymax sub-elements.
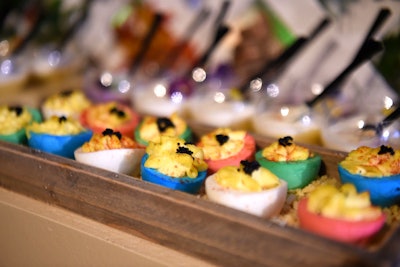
<box><xmin>0</xmin><ymin>122</ymin><xmax>399</xmax><ymax>267</ymax></box>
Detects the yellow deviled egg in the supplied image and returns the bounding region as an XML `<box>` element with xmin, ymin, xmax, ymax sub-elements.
<box><xmin>74</xmin><ymin>128</ymin><xmax>145</xmax><ymax>176</ymax></box>
<box><xmin>42</xmin><ymin>90</ymin><xmax>92</xmax><ymax>120</ymax></box>
<box><xmin>134</xmin><ymin>113</ymin><xmax>192</xmax><ymax>146</ymax></box>
<box><xmin>205</xmin><ymin>160</ymin><xmax>287</xmax><ymax>218</ymax></box>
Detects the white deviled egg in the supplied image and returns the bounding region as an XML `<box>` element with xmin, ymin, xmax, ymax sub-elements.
<box><xmin>205</xmin><ymin>160</ymin><xmax>287</xmax><ymax>218</ymax></box>
<box><xmin>74</xmin><ymin>128</ymin><xmax>145</xmax><ymax>176</ymax></box>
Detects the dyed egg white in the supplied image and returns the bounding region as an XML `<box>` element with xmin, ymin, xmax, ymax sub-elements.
<box><xmin>74</xmin><ymin>147</ymin><xmax>145</xmax><ymax>177</ymax></box>
<box><xmin>205</xmin><ymin>174</ymin><xmax>288</xmax><ymax>218</ymax></box>
<box><xmin>28</xmin><ymin>130</ymin><xmax>92</xmax><ymax>159</ymax></box>
<box><xmin>338</xmin><ymin>165</ymin><xmax>400</xmax><ymax>207</ymax></box>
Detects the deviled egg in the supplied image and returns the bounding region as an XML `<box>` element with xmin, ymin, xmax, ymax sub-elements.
<box><xmin>205</xmin><ymin>160</ymin><xmax>287</xmax><ymax>218</ymax></box>
<box><xmin>74</xmin><ymin>128</ymin><xmax>145</xmax><ymax>176</ymax></box>
<box><xmin>134</xmin><ymin>113</ymin><xmax>192</xmax><ymax>146</ymax></box>
<box><xmin>0</xmin><ymin>105</ymin><xmax>42</xmax><ymax>144</ymax></box>
<box><xmin>41</xmin><ymin>90</ymin><xmax>92</xmax><ymax>120</ymax></box>
<box><xmin>26</xmin><ymin>116</ymin><xmax>92</xmax><ymax>158</ymax></box>
<box><xmin>255</xmin><ymin>136</ymin><xmax>321</xmax><ymax>190</ymax></box>
<box><xmin>197</xmin><ymin>128</ymin><xmax>256</xmax><ymax>174</ymax></box>
<box><xmin>338</xmin><ymin>145</ymin><xmax>400</xmax><ymax>207</ymax></box>
<box><xmin>80</xmin><ymin>101</ymin><xmax>140</xmax><ymax>138</ymax></box>
<box><xmin>140</xmin><ymin>136</ymin><xmax>208</xmax><ymax>194</ymax></box>
<box><xmin>298</xmin><ymin>183</ymin><xmax>386</xmax><ymax>243</ymax></box>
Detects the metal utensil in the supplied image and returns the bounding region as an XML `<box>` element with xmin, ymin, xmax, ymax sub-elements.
<box><xmin>362</xmin><ymin>106</ymin><xmax>400</xmax><ymax>136</ymax></box>
<box><xmin>305</xmin><ymin>7</ymin><xmax>391</xmax><ymax>108</ymax></box>
<box><xmin>306</xmin><ymin>39</ymin><xmax>384</xmax><ymax>108</ymax></box>
<box><xmin>239</xmin><ymin>17</ymin><xmax>331</xmax><ymax>96</ymax></box>
<box><xmin>128</xmin><ymin>13</ymin><xmax>164</xmax><ymax>76</ymax></box>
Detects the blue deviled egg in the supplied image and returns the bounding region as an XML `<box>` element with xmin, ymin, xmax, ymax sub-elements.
<box><xmin>26</xmin><ymin>116</ymin><xmax>92</xmax><ymax>159</ymax></box>
<box><xmin>140</xmin><ymin>136</ymin><xmax>208</xmax><ymax>194</ymax></box>
<box><xmin>338</xmin><ymin>145</ymin><xmax>400</xmax><ymax>207</ymax></box>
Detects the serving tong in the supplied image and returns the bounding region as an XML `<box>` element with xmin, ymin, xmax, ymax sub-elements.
<box><xmin>361</xmin><ymin>106</ymin><xmax>400</xmax><ymax>136</ymax></box>
<box><xmin>294</xmin><ymin>7</ymin><xmax>392</xmax><ymax>122</ymax></box>
<box><xmin>159</xmin><ymin>6</ymin><xmax>211</xmax><ymax>73</ymax></box>
<box><xmin>1</xmin><ymin>1</ymin><xmax>92</xmax><ymax>77</ymax></box>
<box><xmin>239</xmin><ymin>16</ymin><xmax>331</xmax><ymax>100</ymax></box>
<box><xmin>0</xmin><ymin>1</ymin><xmax>45</xmax><ymax>75</ymax></box>
<box><xmin>166</xmin><ymin>0</ymin><xmax>232</xmax><ymax>97</ymax></box>
<box><xmin>42</xmin><ymin>0</ymin><xmax>93</xmax><ymax>66</ymax></box>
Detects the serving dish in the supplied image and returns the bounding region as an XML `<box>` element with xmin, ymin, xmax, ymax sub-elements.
<box><xmin>1</xmin><ymin>73</ymin><xmax>399</xmax><ymax>266</ymax></box>
<box><xmin>1</xmin><ymin>121</ymin><xmax>400</xmax><ymax>267</ymax></box>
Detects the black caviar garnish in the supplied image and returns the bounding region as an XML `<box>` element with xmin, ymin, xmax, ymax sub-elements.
<box><xmin>8</xmin><ymin>106</ymin><xmax>23</xmax><ymax>116</ymax></box>
<box><xmin>58</xmin><ymin>116</ymin><xmax>68</xmax><ymax>123</ymax></box>
<box><xmin>109</xmin><ymin>107</ymin><xmax>126</xmax><ymax>118</ymax></box>
<box><xmin>378</xmin><ymin>145</ymin><xmax>395</xmax><ymax>156</ymax></box>
<box><xmin>216</xmin><ymin>134</ymin><xmax>229</xmax><ymax>146</ymax></box>
<box><xmin>176</xmin><ymin>146</ymin><xmax>193</xmax><ymax>156</ymax></box>
<box><xmin>240</xmin><ymin>160</ymin><xmax>261</xmax><ymax>175</ymax></box>
<box><xmin>279</xmin><ymin>136</ymin><xmax>293</xmax><ymax>147</ymax></box>
<box><xmin>157</xmin><ymin>117</ymin><xmax>175</xmax><ymax>133</ymax></box>
<box><xmin>60</xmin><ymin>90</ymin><xmax>73</xmax><ymax>97</ymax></box>
<box><xmin>102</xmin><ymin>128</ymin><xmax>122</xmax><ymax>139</ymax></box>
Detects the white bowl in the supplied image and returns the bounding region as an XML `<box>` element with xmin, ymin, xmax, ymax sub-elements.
<box><xmin>252</xmin><ymin>105</ymin><xmax>322</xmax><ymax>145</ymax></box>
<box><xmin>188</xmin><ymin>95</ymin><xmax>255</xmax><ymax>130</ymax></box>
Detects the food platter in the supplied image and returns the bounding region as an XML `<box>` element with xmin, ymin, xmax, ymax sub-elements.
<box><xmin>1</xmin><ymin>121</ymin><xmax>399</xmax><ymax>267</ymax></box>
<box><xmin>1</xmin><ymin>1</ymin><xmax>399</xmax><ymax>264</ymax></box>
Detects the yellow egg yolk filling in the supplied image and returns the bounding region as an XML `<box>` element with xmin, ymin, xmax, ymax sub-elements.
<box><xmin>340</xmin><ymin>145</ymin><xmax>400</xmax><ymax>177</ymax></box>
<box><xmin>307</xmin><ymin>183</ymin><xmax>382</xmax><ymax>221</ymax></box>
<box><xmin>262</xmin><ymin>136</ymin><xmax>311</xmax><ymax>162</ymax></box>
<box><xmin>27</xmin><ymin>116</ymin><xmax>86</xmax><ymax>136</ymax></box>
<box><xmin>43</xmin><ymin>90</ymin><xmax>91</xmax><ymax>114</ymax></box>
<box><xmin>139</xmin><ymin>113</ymin><xmax>186</xmax><ymax>143</ymax></box>
<box><xmin>0</xmin><ymin>106</ymin><xmax>32</xmax><ymax>135</ymax></box>
<box><xmin>81</xmin><ymin>129</ymin><xmax>138</xmax><ymax>152</ymax></box>
<box><xmin>86</xmin><ymin>102</ymin><xmax>132</xmax><ymax>128</ymax></box>
<box><xmin>215</xmin><ymin>165</ymin><xmax>280</xmax><ymax>192</ymax></box>
<box><xmin>200</xmin><ymin>128</ymin><xmax>246</xmax><ymax>161</ymax></box>
<box><xmin>145</xmin><ymin>136</ymin><xmax>208</xmax><ymax>178</ymax></box>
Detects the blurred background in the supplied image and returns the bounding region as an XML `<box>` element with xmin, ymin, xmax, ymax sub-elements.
<box><xmin>1</xmin><ymin>0</ymin><xmax>398</xmax><ymax>92</ymax></box>
<box><xmin>1</xmin><ymin>0</ymin><xmax>399</xmax><ymax>150</ymax></box>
